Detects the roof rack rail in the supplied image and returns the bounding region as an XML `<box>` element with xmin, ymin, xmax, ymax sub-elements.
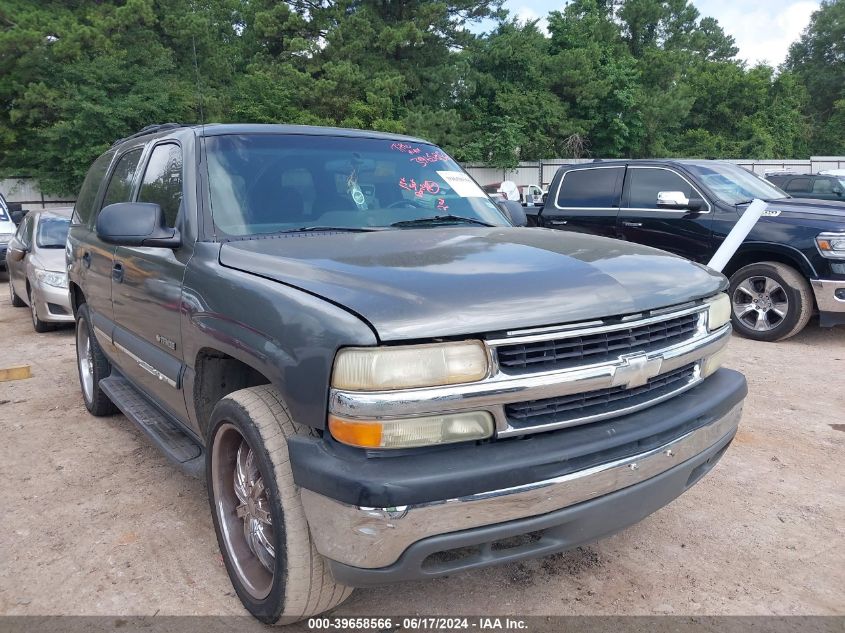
<box><xmin>112</xmin><ymin>123</ymin><xmax>184</xmax><ymax>147</ymax></box>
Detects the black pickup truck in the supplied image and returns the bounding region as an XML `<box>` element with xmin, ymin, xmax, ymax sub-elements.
<box><xmin>64</xmin><ymin>124</ymin><xmax>746</xmax><ymax>624</ymax></box>
<box><xmin>528</xmin><ymin>160</ymin><xmax>845</xmax><ymax>342</ymax></box>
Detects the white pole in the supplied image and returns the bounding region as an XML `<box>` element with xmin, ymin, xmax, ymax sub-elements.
<box><xmin>707</xmin><ymin>198</ymin><xmax>768</xmax><ymax>273</ymax></box>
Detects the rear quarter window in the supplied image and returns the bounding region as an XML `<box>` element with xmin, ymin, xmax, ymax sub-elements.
<box><xmin>73</xmin><ymin>150</ymin><xmax>115</xmax><ymax>225</ymax></box>
<box><xmin>555</xmin><ymin>167</ymin><xmax>624</xmax><ymax>208</ymax></box>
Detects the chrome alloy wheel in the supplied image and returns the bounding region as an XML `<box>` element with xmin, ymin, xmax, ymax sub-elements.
<box><xmin>77</xmin><ymin>321</ymin><xmax>94</xmax><ymax>403</ymax></box>
<box><xmin>732</xmin><ymin>275</ymin><xmax>789</xmax><ymax>332</ymax></box>
<box><xmin>211</xmin><ymin>423</ymin><xmax>275</xmax><ymax>599</ymax></box>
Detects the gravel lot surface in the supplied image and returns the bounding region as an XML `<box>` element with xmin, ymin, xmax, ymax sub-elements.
<box><xmin>1</xmin><ymin>269</ymin><xmax>843</xmax><ymax>620</ymax></box>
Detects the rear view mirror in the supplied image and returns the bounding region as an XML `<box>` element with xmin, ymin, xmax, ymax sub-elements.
<box><xmin>497</xmin><ymin>200</ymin><xmax>528</xmax><ymax>227</ymax></box>
<box><xmin>96</xmin><ymin>202</ymin><xmax>181</xmax><ymax>248</ymax></box>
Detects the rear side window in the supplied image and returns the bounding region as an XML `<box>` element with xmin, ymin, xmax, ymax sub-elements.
<box><xmin>812</xmin><ymin>178</ymin><xmax>834</xmax><ymax>194</ymax></box>
<box><xmin>138</xmin><ymin>144</ymin><xmax>183</xmax><ymax>228</ymax></box>
<box><xmin>626</xmin><ymin>168</ymin><xmax>696</xmax><ymax>208</ymax></box>
<box><xmin>556</xmin><ymin>168</ymin><xmax>623</xmax><ymax>208</ymax></box>
<box><xmin>785</xmin><ymin>178</ymin><xmax>811</xmax><ymax>193</ymax></box>
<box><xmin>101</xmin><ymin>149</ymin><xmax>143</xmax><ymax>209</ymax></box>
<box><xmin>73</xmin><ymin>150</ymin><xmax>115</xmax><ymax>224</ymax></box>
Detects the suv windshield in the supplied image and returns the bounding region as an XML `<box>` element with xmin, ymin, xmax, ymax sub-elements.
<box><xmin>205</xmin><ymin>135</ymin><xmax>509</xmax><ymax>236</ymax></box>
<box><xmin>36</xmin><ymin>216</ymin><xmax>70</xmax><ymax>248</ymax></box>
<box><xmin>686</xmin><ymin>163</ymin><xmax>788</xmax><ymax>205</ymax></box>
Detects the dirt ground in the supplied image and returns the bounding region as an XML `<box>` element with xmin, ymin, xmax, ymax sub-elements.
<box><xmin>0</xmin><ymin>269</ymin><xmax>843</xmax><ymax>619</ymax></box>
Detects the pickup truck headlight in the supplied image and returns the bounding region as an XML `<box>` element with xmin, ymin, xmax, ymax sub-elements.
<box><xmin>35</xmin><ymin>269</ymin><xmax>68</xmax><ymax>289</ymax></box>
<box><xmin>816</xmin><ymin>232</ymin><xmax>845</xmax><ymax>259</ymax></box>
<box><xmin>332</xmin><ymin>341</ymin><xmax>489</xmax><ymax>391</ymax></box>
<box><xmin>329</xmin><ymin>411</ymin><xmax>495</xmax><ymax>449</ymax></box>
<box><xmin>705</xmin><ymin>293</ymin><xmax>731</xmax><ymax>331</ymax></box>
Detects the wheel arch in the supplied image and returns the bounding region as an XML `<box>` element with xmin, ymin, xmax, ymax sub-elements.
<box><xmin>69</xmin><ymin>282</ymin><xmax>85</xmax><ymax>316</ymax></box>
<box><xmin>191</xmin><ymin>347</ymin><xmax>273</xmax><ymax>441</ymax></box>
<box><xmin>723</xmin><ymin>242</ymin><xmax>816</xmax><ymax>280</ymax></box>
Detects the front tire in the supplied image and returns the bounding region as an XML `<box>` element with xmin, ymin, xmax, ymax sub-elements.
<box><xmin>75</xmin><ymin>303</ymin><xmax>118</xmax><ymax>415</ymax></box>
<box><xmin>207</xmin><ymin>385</ymin><xmax>352</xmax><ymax>624</ymax></box>
<box><xmin>729</xmin><ymin>262</ymin><xmax>813</xmax><ymax>342</ymax></box>
<box><xmin>29</xmin><ymin>286</ymin><xmax>54</xmax><ymax>333</ymax></box>
<box><xmin>9</xmin><ymin>280</ymin><xmax>25</xmax><ymax>307</ymax></box>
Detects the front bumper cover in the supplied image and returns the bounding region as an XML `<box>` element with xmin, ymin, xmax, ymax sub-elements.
<box><xmin>294</xmin><ymin>369</ymin><xmax>746</xmax><ymax>577</ymax></box>
<box><xmin>812</xmin><ymin>279</ymin><xmax>845</xmax><ymax>327</ymax></box>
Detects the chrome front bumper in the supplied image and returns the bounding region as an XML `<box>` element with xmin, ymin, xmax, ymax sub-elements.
<box><xmin>811</xmin><ymin>279</ymin><xmax>845</xmax><ymax>313</ymax></box>
<box><xmin>301</xmin><ymin>401</ymin><xmax>742</xmax><ymax>570</ymax></box>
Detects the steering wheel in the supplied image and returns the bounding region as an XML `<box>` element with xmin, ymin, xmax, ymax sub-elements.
<box><xmin>387</xmin><ymin>198</ymin><xmax>426</xmax><ymax>209</ymax></box>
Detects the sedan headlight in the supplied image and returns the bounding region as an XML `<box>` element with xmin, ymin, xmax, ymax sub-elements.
<box><xmin>331</xmin><ymin>340</ymin><xmax>489</xmax><ymax>391</ymax></box>
<box><xmin>705</xmin><ymin>293</ymin><xmax>731</xmax><ymax>331</ymax></box>
<box><xmin>35</xmin><ymin>269</ymin><xmax>68</xmax><ymax>289</ymax></box>
<box><xmin>816</xmin><ymin>232</ymin><xmax>845</xmax><ymax>259</ymax></box>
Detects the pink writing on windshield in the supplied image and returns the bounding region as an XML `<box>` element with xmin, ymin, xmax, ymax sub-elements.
<box><xmin>436</xmin><ymin>198</ymin><xmax>449</xmax><ymax>211</ymax></box>
<box><xmin>398</xmin><ymin>178</ymin><xmax>441</xmax><ymax>198</ymax></box>
<box><xmin>390</xmin><ymin>142</ymin><xmax>422</xmax><ymax>155</ymax></box>
<box><xmin>410</xmin><ymin>151</ymin><xmax>449</xmax><ymax>167</ymax></box>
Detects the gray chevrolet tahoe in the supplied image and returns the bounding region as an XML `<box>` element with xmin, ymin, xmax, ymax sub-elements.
<box><xmin>67</xmin><ymin>123</ymin><xmax>747</xmax><ymax>624</ymax></box>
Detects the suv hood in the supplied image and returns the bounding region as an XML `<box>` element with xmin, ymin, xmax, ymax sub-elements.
<box><xmin>219</xmin><ymin>228</ymin><xmax>725</xmax><ymax>341</ymax></box>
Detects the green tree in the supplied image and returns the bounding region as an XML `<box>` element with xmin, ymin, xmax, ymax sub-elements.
<box><xmin>786</xmin><ymin>0</ymin><xmax>845</xmax><ymax>154</ymax></box>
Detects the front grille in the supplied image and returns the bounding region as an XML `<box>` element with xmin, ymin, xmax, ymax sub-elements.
<box><xmin>496</xmin><ymin>312</ymin><xmax>699</xmax><ymax>372</ymax></box>
<box><xmin>505</xmin><ymin>363</ymin><xmax>697</xmax><ymax>428</ymax></box>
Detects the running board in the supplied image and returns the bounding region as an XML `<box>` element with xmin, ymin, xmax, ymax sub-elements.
<box><xmin>99</xmin><ymin>375</ymin><xmax>204</xmax><ymax>478</ymax></box>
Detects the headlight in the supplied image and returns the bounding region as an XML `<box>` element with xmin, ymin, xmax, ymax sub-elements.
<box><xmin>35</xmin><ymin>270</ymin><xmax>68</xmax><ymax>288</ymax></box>
<box><xmin>816</xmin><ymin>232</ymin><xmax>845</xmax><ymax>259</ymax></box>
<box><xmin>329</xmin><ymin>411</ymin><xmax>494</xmax><ymax>449</ymax></box>
<box><xmin>0</xmin><ymin>233</ymin><xmax>13</xmax><ymax>244</ymax></box>
<box><xmin>705</xmin><ymin>293</ymin><xmax>731</xmax><ymax>331</ymax></box>
<box><xmin>331</xmin><ymin>341</ymin><xmax>489</xmax><ymax>391</ymax></box>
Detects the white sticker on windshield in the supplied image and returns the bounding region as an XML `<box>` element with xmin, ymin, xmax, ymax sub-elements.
<box><xmin>436</xmin><ymin>171</ymin><xmax>486</xmax><ymax>198</ymax></box>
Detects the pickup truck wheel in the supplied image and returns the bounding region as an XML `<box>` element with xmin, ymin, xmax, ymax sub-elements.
<box><xmin>9</xmin><ymin>280</ymin><xmax>25</xmax><ymax>307</ymax></box>
<box><xmin>207</xmin><ymin>385</ymin><xmax>352</xmax><ymax>624</ymax></box>
<box><xmin>729</xmin><ymin>262</ymin><xmax>813</xmax><ymax>342</ymax></box>
<box><xmin>75</xmin><ymin>303</ymin><xmax>118</xmax><ymax>416</ymax></box>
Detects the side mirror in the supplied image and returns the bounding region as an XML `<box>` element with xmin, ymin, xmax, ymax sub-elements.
<box><xmin>497</xmin><ymin>200</ymin><xmax>528</xmax><ymax>227</ymax></box>
<box><xmin>657</xmin><ymin>191</ymin><xmax>702</xmax><ymax>212</ymax></box>
<box><xmin>96</xmin><ymin>202</ymin><xmax>181</xmax><ymax>248</ymax></box>
<box><xmin>7</xmin><ymin>245</ymin><xmax>26</xmax><ymax>262</ymax></box>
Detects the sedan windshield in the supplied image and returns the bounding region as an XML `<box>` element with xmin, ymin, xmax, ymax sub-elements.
<box><xmin>685</xmin><ymin>162</ymin><xmax>788</xmax><ymax>205</ymax></box>
<box><xmin>204</xmin><ymin>135</ymin><xmax>509</xmax><ymax>237</ymax></box>
<box><xmin>36</xmin><ymin>217</ymin><xmax>70</xmax><ymax>248</ymax></box>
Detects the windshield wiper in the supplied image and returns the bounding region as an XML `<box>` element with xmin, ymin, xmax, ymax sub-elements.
<box><xmin>390</xmin><ymin>215</ymin><xmax>494</xmax><ymax>228</ymax></box>
<box><xmin>278</xmin><ymin>226</ymin><xmax>381</xmax><ymax>233</ymax></box>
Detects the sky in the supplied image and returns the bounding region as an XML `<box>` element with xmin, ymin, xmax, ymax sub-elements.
<box><xmin>503</xmin><ymin>0</ymin><xmax>821</xmax><ymax>67</ymax></box>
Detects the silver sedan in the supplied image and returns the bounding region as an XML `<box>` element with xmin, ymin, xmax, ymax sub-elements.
<box><xmin>6</xmin><ymin>208</ymin><xmax>74</xmax><ymax>332</ymax></box>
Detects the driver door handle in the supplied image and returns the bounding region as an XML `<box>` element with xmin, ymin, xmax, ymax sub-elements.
<box><xmin>546</xmin><ymin>219</ymin><xmax>568</xmax><ymax>226</ymax></box>
<box><xmin>112</xmin><ymin>261</ymin><xmax>125</xmax><ymax>283</ymax></box>
<box><xmin>621</xmin><ymin>221</ymin><xmax>643</xmax><ymax>228</ymax></box>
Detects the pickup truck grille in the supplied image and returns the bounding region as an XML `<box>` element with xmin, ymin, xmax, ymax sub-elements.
<box><xmin>505</xmin><ymin>363</ymin><xmax>697</xmax><ymax>428</ymax></box>
<box><xmin>496</xmin><ymin>312</ymin><xmax>699</xmax><ymax>372</ymax></box>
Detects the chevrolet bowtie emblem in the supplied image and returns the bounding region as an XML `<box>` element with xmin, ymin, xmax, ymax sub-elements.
<box><xmin>611</xmin><ymin>353</ymin><xmax>663</xmax><ymax>389</ymax></box>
